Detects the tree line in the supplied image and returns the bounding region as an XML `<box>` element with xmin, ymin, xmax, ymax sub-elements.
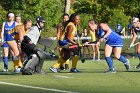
<box><xmin>0</xmin><ymin>0</ymin><xmax>139</xmax><ymax>37</ymax></box>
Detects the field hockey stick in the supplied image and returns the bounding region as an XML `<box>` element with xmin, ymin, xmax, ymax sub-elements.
<box><xmin>129</xmin><ymin>42</ymin><xmax>139</xmax><ymax>49</ymax></box>
<box><xmin>76</xmin><ymin>35</ymin><xmax>85</xmax><ymax>63</ymax></box>
<box><xmin>83</xmin><ymin>43</ymin><xmax>96</xmax><ymax>46</ymax></box>
<box><xmin>51</xmin><ymin>46</ymin><xmax>59</xmax><ymax>53</ymax></box>
<box><xmin>123</xmin><ymin>42</ymin><xmax>139</xmax><ymax>51</ymax></box>
<box><xmin>83</xmin><ymin>41</ymin><xmax>98</xmax><ymax>46</ymax></box>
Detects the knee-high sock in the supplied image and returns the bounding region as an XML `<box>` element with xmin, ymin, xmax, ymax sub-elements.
<box><xmin>72</xmin><ymin>56</ymin><xmax>79</xmax><ymax>68</ymax></box>
<box><xmin>3</xmin><ymin>57</ymin><xmax>8</xmax><ymax>69</ymax></box>
<box><xmin>118</xmin><ymin>55</ymin><xmax>128</xmax><ymax>64</ymax></box>
<box><xmin>58</xmin><ymin>55</ymin><xmax>61</xmax><ymax>58</ymax></box>
<box><xmin>58</xmin><ymin>54</ymin><xmax>63</xmax><ymax>67</ymax></box>
<box><xmin>13</xmin><ymin>56</ymin><xmax>22</xmax><ymax>69</ymax></box>
<box><xmin>105</xmin><ymin>57</ymin><xmax>114</xmax><ymax>71</ymax></box>
<box><xmin>53</xmin><ymin>56</ymin><xmax>65</xmax><ymax>68</ymax></box>
<box><xmin>18</xmin><ymin>56</ymin><xmax>22</xmax><ymax>68</ymax></box>
<box><xmin>60</xmin><ymin>61</ymin><xmax>64</xmax><ymax>67</ymax></box>
<box><xmin>137</xmin><ymin>53</ymin><xmax>140</xmax><ymax>60</ymax></box>
<box><xmin>60</xmin><ymin>58</ymin><xmax>70</xmax><ymax>67</ymax></box>
<box><xmin>65</xmin><ymin>59</ymin><xmax>70</xmax><ymax>64</ymax></box>
<box><xmin>13</xmin><ymin>60</ymin><xmax>19</xmax><ymax>69</ymax></box>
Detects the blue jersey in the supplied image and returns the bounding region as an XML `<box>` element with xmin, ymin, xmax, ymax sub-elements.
<box><xmin>96</xmin><ymin>24</ymin><xmax>123</xmax><ymax>47</ymax></box>
<box><xmin>4</xmin><ymin>21</ymin><xmax>16</xmax><ymax>34</ymax></box>
<box><xmin>1</xmin><ymin>21</ymin><xmax>16</xmax><ymax>48</ymax></box>
<box><xmin>96</xmin><ymin>26</ymin><xmax>106</xmax><ymax>38</ymax></box>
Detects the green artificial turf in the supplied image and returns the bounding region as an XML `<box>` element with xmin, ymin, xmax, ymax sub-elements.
<box><xmin>0</xmin><ymin>38</ymin><xmax>139</xmax><ymax>93</ymax></box>
<box><xmin>0</xmin><ymin>59</ymin><xmax>140</xmax><ymax>93</ymax></box>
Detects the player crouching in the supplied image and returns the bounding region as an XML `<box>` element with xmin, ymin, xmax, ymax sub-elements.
<box><xmin>21</xmin><ymin>16</ymin><xmax>51</xmax><ymax>75</ymax></box>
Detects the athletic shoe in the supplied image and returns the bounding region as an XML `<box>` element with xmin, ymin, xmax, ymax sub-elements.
<box><xmin>96</xmin><ymin>59</ymin><xmax>100</xmax><ymax>61</ymax></box>
<box><xmin>49</xmin><ymin>67</ymin><xmax>58</xmax><ymax>73</ymax></box>
<box><xmin>124</xmin><ymin>59</ymin><xmax>130</xmax><ymax>71</ymax></box>
<box><xmin>65</xmin><ymin>64</ymin><xmax>69</xmax><ymax>70</ymax></box>
<box><xmin>136</xmin><ymin>63</ymin><xmax>140</xmax><ymax>69</ymax></box>
<box><xmin>70</xmin><ymin>68</ymin><xmax>80</xmax><ymax>73</ymax></box>
<box><xmin>3</xmin><ymin>68</ymin><xmax>8</xmax><ymax>72</ymax></box>
<box><xmin>92</xmin><ymin>58</ymin><xmax>95</xmax><ymax>61</ymax></box>
<box><xmin>14</xmin><ymin>68</ymin><xmax>21</xmax><ymax>74</ymax></box>
<box><xmin>81</xmin><ymin>58</ymin><xmax>85</xmax><ymax>63</ymax></box>
<box><xmin>106</xmin><ymin>70</ymin><xmax>116</xmax><ymax>74</ymax></box>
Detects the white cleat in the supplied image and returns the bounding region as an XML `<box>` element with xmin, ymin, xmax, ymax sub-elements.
<box><xmin>3</xmin><ymin>69</ymin><xmax>8</xmax><ymax>72</ymax></box>
<box><xmin>124</xmin><ymin>59</ymin><xmax>130</xmax><ymax>71</ymax></box>
<box><xmin>14</xmin><ymin>68</ymin><xmax>21</xmax><ymax>74</ymax></box>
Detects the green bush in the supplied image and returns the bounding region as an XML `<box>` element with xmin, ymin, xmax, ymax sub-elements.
<box><xmin>108</xmin><ymin>9</ymin><xmax>129</xmax><ymax>29</ymax></box>
<box><xmin>0</xmin><ymin>0</ymin><xmax>139</xmax><ymax>37</ymax></box>
<box><xmin>78</xmin><ymin>14</ymin><xmax>93</xmax><ymax>31</ymax></box>
<box><xmin>0</xmin><ymin>5</ymin><xmax>7</xmax><ymax>27</ymax></box>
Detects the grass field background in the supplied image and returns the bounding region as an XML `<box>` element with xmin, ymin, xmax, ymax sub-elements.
<box><xmin>0</xmin><ymin>38</ymin><xmax>140</xmax><ymax>93</ymax></box>
<box><xmin>0</xmin><ymin>59</ymin><xmax>140</xmax><ymax>93</ymax></box>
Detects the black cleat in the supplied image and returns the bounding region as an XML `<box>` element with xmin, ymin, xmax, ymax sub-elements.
<box><xmin>59</xmin><ymin>66</ymin><xmax>65</xmax><ymax>70</ymax></box>
<box><xmin>70</xmin><ymin>68</ymin><xmax>80</xmax><ymax>73</ymax></box>
<box><xmin>65</xmin><ymin>64</ymin><xmax>69</xmax><ymax>70</ymax></box>
<box><xmin>136</xmin><ymin>63</ymin><xmax>140</xmax><ymax>69</ymax></box>
<box><xmin>81</xmin><ymin>58</ymin><xmax>85</xmax><ymax>63</ymax></box>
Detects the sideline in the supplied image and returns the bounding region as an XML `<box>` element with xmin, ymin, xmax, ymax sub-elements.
<box><xmin>0</xmin><ymin>81</ymin><xmax>79</xmax><ymax>93</ymax></box>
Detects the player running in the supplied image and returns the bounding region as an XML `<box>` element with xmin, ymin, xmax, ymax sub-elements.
<box><xmin>1</xmin><ymin>13</ymin><xmax>17</xmax><ymax>72</ymax></box>
<box><xmin>56</xmin><ymin>13</ymin><xmax>70</xmax><ymax>70</ymax></box>
<box><xmin>130</xmin><ymin>17</ymin><xmax>140</xmax><ymax>68</ymax></box>
<box><xmin>88</xmin><ymin>19</ymin><xmax>130</xmax><ymax>73</ymax></box>
<box><xmin>50</xmin><ymin>13</ymin><xmax>81</xmax><ymax>73</ymax></box>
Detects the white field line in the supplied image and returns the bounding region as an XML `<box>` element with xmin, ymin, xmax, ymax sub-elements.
<box><xmin>0</xmin><ymin>81</ymin><xmax>79</xmax><ymax>93</ymax></box>
<box><xmin>54</xmin><ymin>75</ymin><xmax>74</xmax><ymax>79</ymax></box>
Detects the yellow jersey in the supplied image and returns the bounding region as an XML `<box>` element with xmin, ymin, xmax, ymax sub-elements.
<box><xmin>8</xmin><ymin>25</ymin><xmax>29</xmax><ymax>41</ymax></box>
<box><xmin>59</xmin><ymin>22</ymin><xmax>77</xmax><ymax>41</ymax></box>
<box><xmin>89</xmin><ymin>30</ymin><xmax>96</xmax><ymax>42</ymax></box>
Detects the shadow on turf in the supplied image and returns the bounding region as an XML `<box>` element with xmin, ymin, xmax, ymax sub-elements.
<box><xmin>0</xmin><ymin>71</ymin><xmax>16</xmax><ymax>75</ymax></box>
<box><xmin>78</xmin><ymin>69</ymin><xmax>107</xmax><ymax>73</ymax></box>
<box><xmin>63</xmin><ymin>70</ymin><xmax>140</xmax><ymax>73</ymax></box>
<box><xmin>44</xmin><ymin>68</ymin><xmax>140</xmax><ymax>74</ymax></box>
<box><xmin>47</xmin><ymin>69</ymin><xmax>106</xmax><ymax>73</ymax></box>
<box><xmin>118</xmin><ymin>70</ymin><xmax>140</xmax><ymax>73</ymax></box>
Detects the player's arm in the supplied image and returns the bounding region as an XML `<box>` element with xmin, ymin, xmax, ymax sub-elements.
<box><xmin>1</xmin><ymin>22</ymin><xmax>5</xmax><ymax>42</ymax></box>
<box><xmin>99</xmin><ymin>23</ymin><xmax>111</xmax><ymax>42</ymax></box>
<box><xmin>100</xmin><ymin>23</ymin><xmax>111</xmax><ymax>38</ymax></box>
<box><xmin>131</xmin><ymin>27</ymin><xmax>136</xmax><ymax>45</ymax></box>
<box><xmin>56</xmin><ymin>24</ymin><xmax>62</xmax><ymax>40</ymax></box>
<box><xmin>18</xmin><ymin>27</ymin><xmax>24</xmax><ymax>43</ymax></box>
<box><xmin>66</xmin><ymin>25</ymin><xmax>77</xmax><ymax>45</ymax></box>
